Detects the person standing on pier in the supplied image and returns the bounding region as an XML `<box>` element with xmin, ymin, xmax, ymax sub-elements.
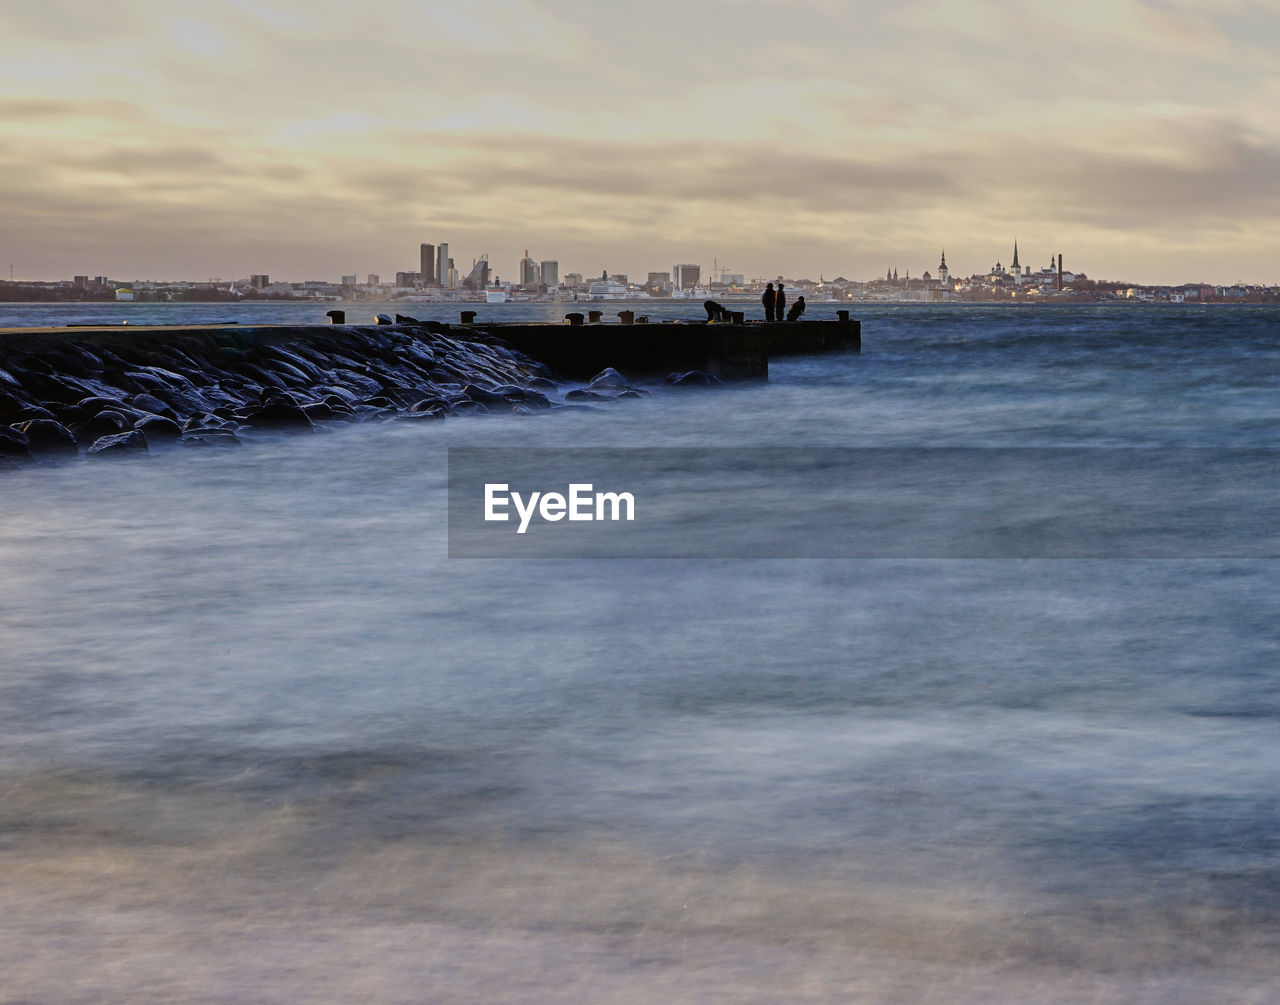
<box><xmin>762</xmin><ymin>282</ymin><xmax>776</xmax><ymax>321</ymax></box>
<box><xmin>775</xmin><ymin>283</ymin><xmax>786</xmax><ymax>324</ymax></box>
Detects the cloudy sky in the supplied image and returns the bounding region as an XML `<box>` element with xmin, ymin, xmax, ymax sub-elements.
<box><xmin>3</xmin><ymin>0</ymin><xmax>1278</xmax><ymax>285</ymax></box>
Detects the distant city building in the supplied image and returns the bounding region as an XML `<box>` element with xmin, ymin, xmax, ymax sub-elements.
<box><xmin>250</xmin><ymin>274</ymin><xmax>270</xmax><ymax>289</ymax></box>
<box><xmin>341</xmin><ymin>274</ymin><xmax>356</xmax><ymax>287</ymax></box>
<box><xmin>519</xmin><ymin>251</ymin><xmax>540</xmax><ymax>287</ymax></box>
<box><xmin>673</xmin><ymin>264</ymin><xmax>700</xmax><ymax>290</ymax></box>
<box><xmin>395</xmin><ymin>271</ymin><xmax>422</xmax><ymax>287</ymax></box>
<box><xmin>367</xmin><ymin>273</ymin><xmax>380</xmax><ymax>286</ymax></box>
<box><xmin>436</xmin><ymin>243</ymin><xmax>449</xmax><ymax>289</ymax></box>
<box><xmin>73</xmin><ymin>275</ymin><xmax>88</xmax><ymax>288</ymax></box>
<box><xmin>646</xmin><ymin>271</ymin><xmax>672</xmax><ymax>295</ymax></box>
<box><xmin>420</xmin><ymin>243</ymin><xmax>436</xmax><ymax>285</ymax></box>
<box><xmin>563</xmin><ymin>272</ymin><xmax>585</xmax><ymax>290</ymax></box>
<box><xmin>540</xmin><ymin>260</ymin><xmax>559</xmax><ymax>287</ymax></box>
<box><xmin>462</xmin><ymin>255</ymin><xmax>490</xmax><ymax>291</ymax></box>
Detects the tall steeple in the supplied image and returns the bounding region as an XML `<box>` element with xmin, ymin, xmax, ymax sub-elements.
<box><xmin>939</xmin><ymin>249</ymin><xmax>947</xmax><ymax>271</ymax></box>
<box><xmin>1011</xmin><ymin>239</ymin><xmax>1020</xmax><ymax>271</ymax></box>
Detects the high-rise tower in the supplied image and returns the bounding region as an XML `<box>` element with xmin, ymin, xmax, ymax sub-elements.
<box><xmin>436</xmin><ymin>243</ymin><xmax>449</xmax><ymax>288</ymax></box>
<box><xmin>420</xmin><ymin>243</ymin><xmax>436</xmax><ymax>285</ymax></box>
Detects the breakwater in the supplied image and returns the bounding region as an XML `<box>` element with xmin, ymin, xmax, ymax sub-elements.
<box><xmin>0</xmin><ymin>322</ymin><xmax>571</xmax><ymax>462</ymax></box>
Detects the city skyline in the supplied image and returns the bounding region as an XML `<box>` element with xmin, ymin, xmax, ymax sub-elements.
<box><xmin>3</xmin><ymin>1</ymin><xmax>1279</xmax><ymax>285</ymax></box>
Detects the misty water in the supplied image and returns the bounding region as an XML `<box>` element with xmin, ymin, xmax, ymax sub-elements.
<box><xmin>2</xmin><ymin>302</ymin><xmax>1279</xmax><ymax>1001</ymax></box>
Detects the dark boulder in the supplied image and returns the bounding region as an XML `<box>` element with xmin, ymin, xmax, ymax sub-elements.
<box><xmin>665</xmin><ymin>371</ymin><xmax>723</xmax><ymax>386</ymax></box>
<box><xmin>588</xmin><ymin>367</ymin><xmax>630</xmax><ymax>390</ymax></box>
<box><xmin>77</xmin><ymin>409</ymin><xmax>132</xmax><ymax>441</ymax></box>
<box><xmin>302</xmin><ymin>401</ymin><xmax>351</xmax><ymax>423</ymax></box>
<box><xmin>130</xmin><ymin>393</ymin><xmax>179</xmax><ymax>419</ymax></box>
<box><xmin>0</xmin><ymin>425</ymin><xmax>32</xmax><ymax>460</ymax></box>
<box><xmin>526</xmin><ymin>377</ymin><xmax>558</xmax><ymax>392</ymax></box>
<box><xmin>134</xmin><ymin>415</ymin><xmax>183</xmax><ymax>444</ymax></box>
<box><xmin>0</xmin><ymin>391</ymin><xmax>33</xmax><ymax>421</ymax></box>
<box><xmin>17</xmin><ymin>405</ymin><xmax>58</xmax><ymax>422</ymax></box>
<box><xmin>565</xmin><ymin>388</ymin><xmax>615</xmax><ymax>402</ymax></box>
<box><xmin>15</xmin><ymin>419</ymin><xmax>78</xmax><ymax>455</ymax></box>
<box><xmin>408</xmin><ymin>399</ymin><xmax>448</xmax><ymax>420</ymax></box>
<box><xmin>245</xmin><ymin>399</ymin><xmax>314</xmax><ymax>430</ymax></box>
<box><xmin>490</xmin><ymin>385</ymin><xmax>552</xmax><ymax>409</ymax></box>
<box><xmin>461</xmin><ymin>384</ymin><xmax>514</xmax><ymax>408</ymax></box>
<box><xmin>87</xmin><ymin>430</ymin><xmax>148</xmax><ymax>457</ymax></box>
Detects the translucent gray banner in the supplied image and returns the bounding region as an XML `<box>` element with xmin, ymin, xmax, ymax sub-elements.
<box><xmin>447</xmin><ymin>448</ymin><xmax>1280</xmax><ymax>558</ymax></box>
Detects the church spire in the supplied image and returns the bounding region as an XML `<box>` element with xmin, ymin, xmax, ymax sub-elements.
<box><xmin>1011</xmin><ymin>239</ymin><xmax>1020</xmax><ymax>271</ymax></box>
<box><xmin>939</xmin><ymin>249</ymin><xmax>947</xmax><ymax>271</ymax></box>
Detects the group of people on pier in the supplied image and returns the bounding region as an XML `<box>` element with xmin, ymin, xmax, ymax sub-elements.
<box><xmin>762</xmin><ymin>282</ymin><xmax>805</xmax><ymax>322</ymax></box>
<box><xmin>703</xmin><ymin>284</ymin><xmax>806</xmax><ymax>323</ymax></box>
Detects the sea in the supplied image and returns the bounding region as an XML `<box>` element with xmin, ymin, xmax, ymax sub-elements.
<box><xmin>1</xmin><ymin>300</ymin><xmax>1278</xmax><ymax>1002</ymax></box>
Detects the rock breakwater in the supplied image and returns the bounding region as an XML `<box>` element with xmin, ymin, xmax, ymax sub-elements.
<box><xmin>0</xmin><ymin>322</ymin><xmax>614</xmax><ymax>465</ymax></box>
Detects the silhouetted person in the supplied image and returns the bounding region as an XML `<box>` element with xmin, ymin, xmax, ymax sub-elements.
<box><xmin>762</xmin><ymin>282</ymin><xmax>775</xmax><ymax>322</ymax></box>
<box><xmin>704</xmin><ymin>299</ymin><xmax>728</xmax><ymax>321</ymax></box>
<box><xmin>775</xmin><ymin>283</ymin><xmax>786</xmax><ymax>323</ymax></box>
<box><xmin>786</xmin><ymin>296</ymin><xmax>806</xmax><ymax>322</ymax></box>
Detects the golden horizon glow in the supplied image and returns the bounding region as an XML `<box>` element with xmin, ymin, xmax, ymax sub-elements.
<box><xmin>3</xmin><ymin>0</ymin><xmax>1279</xmax><ymax>285</ymax></box>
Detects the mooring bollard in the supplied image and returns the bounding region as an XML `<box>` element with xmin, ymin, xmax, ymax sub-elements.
<box><xmin>325</xmin><ymin>309</ymin><xmax>345</xmax><ymax>324</ymax></box>
<box><xmin>837</xmin><ymin>310</ymin><xmax>851</xmax><ymax>322</ymax></box>
<box><xmin>460</xmin><ymin>311</ymin><xmax>477</xmax><ymax>324</ymax></box>
<box><xmin>730</xmin><ymin>311</ymin><xmax>745</xmax><ymax>324</ymax></box>
<box><xmin>588</xmin><ymin>310</ymin><xmax>603</xmax><ymax>323</ymax></box>
<box><xmin>565</xmin><ymin>312</ymin><xmax>585</xmax><ymax>326</ymax></box>
<box><xmin>618</xmin><ymin>310</ymin><xmax>635</xmax><ymax>325</ymax></box>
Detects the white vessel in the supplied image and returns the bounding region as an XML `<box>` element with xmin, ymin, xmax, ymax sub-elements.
<box><xmin>485</xmin><ymin>289</ymin><xmax>508</xmax><ymax>303</ymax></box>
<box><xmin>586</xmin><ymin>279</ymin><xmax>635</xmax><ymax>299</ymax></box>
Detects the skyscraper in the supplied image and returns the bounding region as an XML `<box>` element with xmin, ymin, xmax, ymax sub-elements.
<box><xmin>519</xmin><ymin>251</ymin><xmax>540</xmax><ymax>287</ymax></box>
<box><xmin>420</xmin><ymin>244</ymin><xmax>436</xmax><ymax>285</ymax></box>
<box><xmin>540</xmin><ymin>260</ymin><xmax>559</xmax><ymax>287</ymax></box>
<box><xmin>436</xmin><ymin>243</ymin><xmax>449</xmax><ymax>289</ymax></box>
<box><xmin>673</xmin><ymin>264</ymin><xmax>700</xmax><ymax>290</ymax></box>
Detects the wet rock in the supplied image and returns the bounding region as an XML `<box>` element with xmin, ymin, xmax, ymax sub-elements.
<box><xmin>134</xmin><ymin>415</ymin><xmax>183</xmax><ymax>444</ymax></box>
<box><xmin>565</xmin><ymin>389</ymin><xmax>616</xmax><ymax>402</ymax></box>
<box><xmin>182</xmin><ymin>427</ymin><xmax>242</xmax><ymax>447</ymax></box>
<box><xmin>77</xmin><ymin>409</ymin><xmax>132</xmax><ymax>441</ymax></box>
<box><xmin>490</xmin><ymin>385</ymin><xmax>552</xmax><ymax>409</ymax></box>
<box><xmin>302</xmin><ymin>401</ymin><xmax>351</xmax><ymax>423</ymax></box>
<box><xmin>407</xmin><ymin>398</ymin><xmax>449</xmax><ymax>420</ymax></box>
<box><xmin>17</xmin><ymin>405</ymin><xmax>58</xmax><ymax>422</ymax></box>
<box><xmin>665</xmin><ymin>370</ymin><xmax>722</xmax><ymax>386</ymax></box>
<box><xmin>15</xmin><ymin>419</ymin><xmax>78</xmax><ymax>455</ymax></box>
<box><xmin>588</xmin><ymin>367</ymin><xmax>630</xmax><ymax>390</ymax></box>
<box><xmin>461</xmin><ymin>384</ymin><xmax>514</xmax><ymax>409</ymax></box>
<box><xmin>0</xmin><ymin>391</ymin><xmax>33</xmax><ymax>421</ymax></box>
<box><xmin>130</xmin><ymin>392</ymin><xmax>179</xmax><ymax>419</ymax></box>
<box><xmin>245</xmin><ymin>399</ymin><xmax>314</xmax><ymax>430</ymax></box>
<box><xmin>77</xmin><ymin>396</ymin><xmax>132</xmax><ymax>416</ymax></box>
<box><xmin>87</xmin><ymin>430</ymin><xmax>148</xmax><ymax>457</ymax></box>
<box><xmin>183</xmin><ymin>412</ymin><xmax>224</xmax><ymax>431</ymax></box>
<box><xmin>526</xmin><ymin>377</ymin><xmax>558</xmax><ymax>392</ymax></box>
<box><xmin>0</xmin><ymin>425</ymin><xmax>32</xmax><ymax>460</ymax></box>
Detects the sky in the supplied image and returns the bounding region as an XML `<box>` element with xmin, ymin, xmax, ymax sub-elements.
<box><xmin>2</xmin><ymin>0</ymin><xmax>1279</xmax><ymax>286</ymax></box>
